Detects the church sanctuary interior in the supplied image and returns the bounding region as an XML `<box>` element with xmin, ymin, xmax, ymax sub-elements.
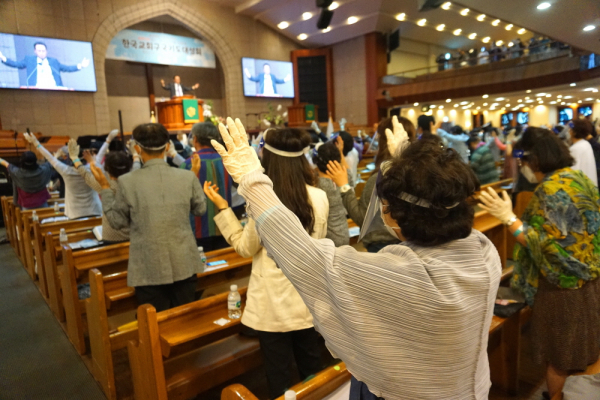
<box><xmin>2</xmin><ymin>0</ymin><xmax>600</xmax><ymax>399</ymax></box>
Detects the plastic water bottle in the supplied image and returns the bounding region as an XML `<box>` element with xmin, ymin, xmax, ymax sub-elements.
<box><xmin>198</xmin><ymin>246</ymin><xmax>207</xmax><ymax>269</ymax></box>
<box><xmin>54</xmin><ymin>202</ymin><xmax>60</xmax><ymax>212</ymax></box>
<box><xmin>284</xmin><ymin>390</ymin><xmax>297</xmax><ymax>400</ymax></box>
<box><xmin>32</xmin><ymin>210</ymin><xmax>38</xmax><ymax>222</ymax></box>
<box><xmin>59</xmin><ymin>228</ymin><xmax>68</xmax><ymax>245</ymax></box>
<box><xmin>228</xmin><ymin>284</ymin><xmax>242</xmax><ymax>319</ymax></box>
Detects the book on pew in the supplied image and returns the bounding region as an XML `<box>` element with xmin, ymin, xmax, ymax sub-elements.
<box><xmin>41</xmin><ymin>216</ymin><xmax>69</xmax><ymax>224</ymax></box>
<box><xmin>92</xmin><ymin>226</ymin><xmax>102</xmax><ymax>241</ymax></box>
<box><xmin>69</xmin><ymin>238</ymin><xmax>100</xmax><ymax>250</ymax></box>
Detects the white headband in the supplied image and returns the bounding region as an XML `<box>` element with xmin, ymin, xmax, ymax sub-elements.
<box><xmin>134</xmin><ymin>140</ymin><xmax>167</xmax><ymax>151</ymax></box>
<box><xmin>262</xmin><ymin>129</ymin><xmax>310</xmax><ymax>158</ymax></box>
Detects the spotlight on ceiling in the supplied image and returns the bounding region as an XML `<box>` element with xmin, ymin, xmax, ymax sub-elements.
<box><xmin>297</xmin><ymin>33</ymin><xmax>308</xmax><ymax>41</ymax></box>
<box><xmin>460</xmin><ymin>8</ymin><xmax>469</xmax><ymax>16</ymax></box>
<box><xmin>537</xmin><ymin>2</ymin><xmax>551</xmax><ymax>10</ymax></box>
<box><xmin>583</xmin><ymin>25</ymin><xmax>596</xmax><ymax>32</ymax></box>
<box><xmin>441</xmin><ymin>1</ymin><xmax>451</xmax><ymax>10</ymax></box>
<box><xmin>477</xmin><ymin>14</ymin><xmax>486</xmax><ymax>21</ymax></box>
<box><xmin>517</xmin><ymin>28</ymin><xmax>526</xmax><ymax>34</ymax></box>
<box><xmin>396</xmin><ymin>13</ymin><xmax>406</xmax><ymax>21</ymax></box>
<box><xmin>417</xmin><ymin>19</ymin><xmax>427</xmax><ymax>26</ymax></box>
<box><xmin>453</xmin><ymin>29</ymin><xmax>462</xmax><ymax>36</ymax></box>
<box><xmin>436</xmin><ymin>24</ymin><xmax>445</xmax><ymax>31</ymax></box>
<box><xmin>491</xmin><ymin>19</ymin><xmax>500</xmax><ymax>26</ymax></box>
<box><xmin>277</xmin><ymin>21</ymin><xmax>289</xmax><ymax>29</ymax></box>
<box><xmin>302</xmin><ymin>12</ymin><xmax>313</xmax><ymax>20</ymax></box>
<box><xmin>347</xmin><ymin>16</ymin><xmax>359</xmax><ymax>24</ymax></box>
<box><xmin>328</xmin><ymin>1</ymin><xmax>339</xmax><ymax>10</ymax></box>
<box><xmin>418</xmin><ymin>0</ymin><xmax>450</xmax><ymax>12</ymax></box>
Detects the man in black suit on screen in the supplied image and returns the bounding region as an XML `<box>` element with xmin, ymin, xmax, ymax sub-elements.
<box><xmin>160</xmin><ymin>75</ymin><xmax>199</xmax><ymax>98</ymax></box>
<box><xmin>0</xmin><ymin>41</ymin><xmax>89</xmax><ymax>88</ymax></box>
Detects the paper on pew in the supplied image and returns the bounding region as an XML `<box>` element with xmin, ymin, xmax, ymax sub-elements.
<box><xmin>69</xmin><ymin>239</ymin><xmax>100</xmax><ymax>250</ymax></box>
<box><xmin>41</xmin><ymin>216</ymin><xmax>69</xmax><ymax>224</ymax></box>
<box><xmin>322</xmin><ymin>381</ymin><xmax>350</xmax><ymax>400</ymax></box>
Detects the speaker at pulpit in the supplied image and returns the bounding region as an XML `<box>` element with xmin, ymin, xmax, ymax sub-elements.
<box><xmin>156</xmin><ymin>95</ymin><xmax>204</xmax><ymax>130</ymax></box>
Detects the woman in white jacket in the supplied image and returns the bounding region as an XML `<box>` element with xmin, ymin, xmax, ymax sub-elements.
<box><xmin>203</xmin><ymin>127</ymin><xmax>329</xmax><ymax>399</ymax></box>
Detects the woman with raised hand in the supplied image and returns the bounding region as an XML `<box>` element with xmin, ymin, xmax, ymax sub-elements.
<box><xmin>23</xmin><ymin>133</ymin><xmax>101</xmax><ymax>219</ymax></box>
<box><xmin>210</xmin><ymin>117</ymin><xmax>501</xmax><ymax>400</ymax></box>
<box><xmin>479</xmin><ymin>127</ymin><xmax>600</xmax><ymax>400</ymax></box>
<box><xmin>203</xmin><ymin>127</ymin><xmax>329</xmax><ymax>400</ymax></box>
<box><xmin>326</xmin><ymin>116</ymin><xmax>415</xmax><ymax>253</ymax></box>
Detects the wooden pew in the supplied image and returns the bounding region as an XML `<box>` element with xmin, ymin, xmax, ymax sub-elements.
<box><xmin>35</xmin><ymin>217</ymin><xmax>101</xmax><ymax>306</ymax></box>
<box><xmin>60</xmin><ymin>242</ymin><xmax>130</xmax><ymax>354</ymax></box>
<box><xmin>221</xmin><ymin>362</ymin><xmax>350</xmax><ymax>400</ymax></box>
<box><xmin>86</xmin><ymin>250</ymin><xmax>252</xmax><ymax>400</ymax></box>
<box><xmin>128</xmin><ymin>288</ymin><xmax>262</xmax><ymax>400</ymax></box>
<box><xmin>1</xmin><ymin>196</ymin><xmax>15</xmax><ymax>245</ymax></box>
<box><xmin>17</xmin><ymin>205</ymin><xmax>66</xmax><ymax>278</ymax></box>
<box><xmin>474</xmin><ymin>209</ymin><xmax>507</xmax><ymax>269</ymax></box>
<box><xmin>5</xmin><ymin>196</ymin><xmax>19</xmax><ymax>253</ymax></box>
<box><xmin>488</xmin><ymin>309</ymin><xmax>524</xmax><ymax>395</ymax></box>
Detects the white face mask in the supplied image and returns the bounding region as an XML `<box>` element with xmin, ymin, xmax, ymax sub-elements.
<box><xmin>520</xmin><ymin>165</ymin><xmax>538</xmax><ymax>184</ymax></box>
<box><xmin>380</xmin><ymin>203</ymin><xmax>401</xmax><ymax>238</ymax></box>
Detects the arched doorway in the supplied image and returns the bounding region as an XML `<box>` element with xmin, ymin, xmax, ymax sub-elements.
<box><xmin>91</xmin><ymin>1</ymin><xmax>243</xmax><ymax>133</ymax></box>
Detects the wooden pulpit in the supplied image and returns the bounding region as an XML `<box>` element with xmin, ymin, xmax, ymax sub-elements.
<box><xmin>156</xmin><ymin>95</ymin><xmax>204</xmax><ymax>130</ymax></box>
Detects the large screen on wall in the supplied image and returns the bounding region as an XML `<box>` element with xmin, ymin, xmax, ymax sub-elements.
<box><xmin>242</xmin><ymin>57</ymin><xmax>294</xmax><ymax>98</ymax></box>
<box><xmin>0</xmin><ymin>33</ymin><xmax>96</xmax><ymax>92</ymax></box>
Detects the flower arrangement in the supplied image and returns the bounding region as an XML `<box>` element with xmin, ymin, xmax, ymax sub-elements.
<box><xmin>203</xmin><ymin>101</ymin><xmax>226</xmax><ymax>126</ymax></box>
<box><xmin>261</xmin><ymin>103</ymin><xmax>288</xmax><ymax>127</ymax></box>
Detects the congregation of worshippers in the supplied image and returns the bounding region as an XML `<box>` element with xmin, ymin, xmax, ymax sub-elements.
<box><xmin>1</xmin><ymin>1</ymin><xmax>600</xmax><ymax>400</ymax></box>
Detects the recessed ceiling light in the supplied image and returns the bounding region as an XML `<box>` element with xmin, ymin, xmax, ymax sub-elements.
<box><xmin>505</xmin><ymin>24</ymin><xmax>513</xmax><ymax>30</ymax></box>
<box><xmin>430</xmin><ymin>105</ymin><xmax>437</xmax><ymax>108</ymax></box>
<box><xmin>546</xmin><ymin>94</ymin><xmax>551</xmax><ymax>97</ymax></box>
<box><xmin>585</xmin><ymin>98</ymin><xmax>594</xmax><ymax>101</ymax></box>
<box><xmin>347</xmin><ymin>16</ymin><xmax>359</xmax><ymax>24</ymax></box>
<box><xmin>526</xmin><ymin>89</ymin><xmax>532</xmax><ymax>93</ymax></box>
<box><xmin>446</xmin><ymin>99</ymin><xmax>452</xmax><ymax>102</ymax></box>
<box><xmin>482</xmin><ymin>94</ymin><xmax>489</xmax><ymax>98</ymax></box>
<box><xmin>302</xmin><ymin>12</ymin><xmax>313</xmax><ymax>20</ymax></box>
<box><xmin>536</xmin><ymin>93</ymin><xmax>547</xmax><ymax>97</ymax></box>
<box><xmin>414</xmin><ymin>102</ymin><xmax>419</xmax><ymax>106</ymax></box>
<box><xmin>564</xmin><ymin>96</ymin><xmax>573</xmax><ymax>99</ymax></box>
<box><xmin>277</xmin><ymin>21</ymin><xmax>289</xmax><ymax>29</ymax></box>
<box><xmin>491</xmin><ymin>19</ymin><xmax>500</xmax><ymax>26</ymax></box>
<box><xmin>297</xmin><ymin>33</ymin><xmax>308</xmax><ymax>40</ymax></box>
<box><xmin>496</xmin><ymin>40</ymin><xmax>503</xmax><ymax>46</ymax></box>
<box><xmin>517</xmin><ymin>28</ymin><xmax>526</xmax><ymax>35</ymax></box>
<box><xmin>584</xmin><ymin>88</ymin><xmax>596</xmax><ymax>91</ymax></box>
<box><xmin>436</xmin><ymin>24</ymin><xmax>445</xmax><ymax>31</ymax></box>
<box><xmin>550</xmin><ymin>101</ymin><xmax>557</xmax><ymax>104</ymax></box>
<box><xmin>417</xmin><ymin>18</ymin><xmax>427</xmax><ymax>26</ymax></box>
<box><xmin>557</xmin><ymin>94</ymin><xmax>562</xmax><ymax>98</ymax></box>
<box><xmin>570</xmin><ymin>83</ymin><xmax>576</xmax><ymax>86</ymax></box>
<box><xmin>477</xmin><ymin>14</ymin><xmax>486</xmax><ymax>21</ymax></box>
<box><xmin>578</xmin><ymin>100</ymin><xmax>583</xmax><ymax>103</ymax></box>
<box><xmin>441</xmin><ymin>2</ymin><xmax>451</xmax><ymax>10</ymax></box>
<box><xmin>518</xmin><ymin>99</ymin><xmax>523</xmax><ymax>102</ymax></box>
<box><xmin>525</xmin><ymin>97</ymin><xmax>530</xmax><ymax>100</ymax></box>
<box><xmin>322</xmin><ymin>27</ymin><xmax>331</xmax><ymax>33</ymax></box>
<box><xmin>439</xmin><ymin>105</ymin><xmax>444</xmax><ymax>109</ymax></box>
<box><xmin>537</xmin><ymin>2</ymin><xmax>551</xmax><ymax>10</ymax></box>
<box><xmin>460</xmin><ymin>8</ymin><xmax>469</xmax><ymax>16</ymax></box>
<box><xmin>477</xmin><ymin>106</ymin><xmax>481</xmax><ymax>110</ymax></box>
<box><xmin>583</xmin><ymin>25</ymin><xmax>596</xmax><ymax>32</ymax></box>
<box><xmin>468</xmin><ymin>33</ymin><xmax>477</xmax><ymax>40</ymax></box>
<box><xmin>483</xmin><ymin>102</ymin><xmax>488</xmax><ymax>106</ymax></box>
<box><xmin>396</xmin><ymin>13</ymin><xmax>406</xmax><ymax>21</ymax></box>
<box><xmin>482</xmin><ymin>37</ymin><xmax>491</xmax><ymax>43</ymax></box>
<box><xmin>328</xmin><ymin>2</ymin><xmax>340</xmax><ymax>11</ymax></box>
<box><xmin>460</xmin><ymin>101</ymin><xmax>469</xmax><ymax>105</ymax></box>
<box><xmin>453</xmin><ymin>28</ymin><xmax>462</xmax><ymax>35</ymax></box>
<box><xmin>454</xmin><ymin>104</ymin><xmax>459</xmax><ymax>107</ymax></box>
<box><xmin>526</xmin><ymin>99</ymin><xmax>534</xmax><ymax>103</ymax></box>
<box><xmin>506</xmin><ymin>104</ymin><xmax>511</xmax><ymax>107</ymax></box>
<box><xmin>508</xmin><ymin>42</ymin><xmax>514</xmax><ymax>47</ymax></box>
<box><xmin>561</xmin><ymin>102</ymin><xmax>566</xmax><ymax>105</ymax></box>
<box><xmin>495</xmin><ymin>97</ymin><xmax>505</xmax><ymax>101</ymax></box>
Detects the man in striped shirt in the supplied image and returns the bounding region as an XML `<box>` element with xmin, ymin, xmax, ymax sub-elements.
<box><xmin>212</xmin><ymin>117</ymin><xmax>501</xmax><ymax>400</ymax></box>
<box><xmin>181</xmin><ymin>122</ymin><xmax>233</xmax><ymax>251</ymax></box>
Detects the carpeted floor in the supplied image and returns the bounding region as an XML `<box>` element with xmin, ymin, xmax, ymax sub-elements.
<box><xmin>0</xmin><ymin>229</ymin><xmax>106</xmax><ymax>400</ymax></box>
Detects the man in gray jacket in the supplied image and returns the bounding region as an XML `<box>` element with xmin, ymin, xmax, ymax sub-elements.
<box><xmin>92</xmin><ymin>123</ymin><xmax>206</xmax><ymax>312</ymax></box>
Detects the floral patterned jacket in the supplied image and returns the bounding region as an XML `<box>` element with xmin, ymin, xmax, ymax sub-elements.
<box><xmin>513</xmin><ymin>168</ymin><xmax>600</xmax><ymax>304</ymax></box>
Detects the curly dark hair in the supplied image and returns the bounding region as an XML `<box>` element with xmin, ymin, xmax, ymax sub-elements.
<box><xmin>377</xmin><ymin>136</ymin><xmax>480</xmax><ymax>246</ymax></box>
<box><xmin>312</xmin><ymin>141</ymin><xmax>341</xmax><ymax>173</ymax></box>
<box><xmin>513</xmin><ymin>127</ymin><xmax>574</xmax><ymax>174</ymax></box>
<box><xmin>104</xmin><ymin>152</ymin><xmax>133</xmax><ymax>179</ymax></box>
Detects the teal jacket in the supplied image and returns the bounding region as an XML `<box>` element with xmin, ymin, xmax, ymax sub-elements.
<box><xmin>470</xmin><ymin>145</ymin><xmax>499</xmax><ymax>184</ymax></box>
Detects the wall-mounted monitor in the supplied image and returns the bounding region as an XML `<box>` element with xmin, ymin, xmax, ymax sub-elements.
<box><xmin>558</xmin><ymin>107</ymin><xmax>573</xmax><ymax>124</ymax></box>
<box><xmin>578</xmin><ymin>106</ymin><xmax>593</xmax><ymax>117</ymax></box>
<box><xmin>242</xmin><ymin>57</ymin><xmax>294</xmax><ymax>98</ymax></box>
<box><xmin>516</xmin><ymin>112</ymin><xmax>529</xmax><ymax>124</ymax></box>
<box><xmin>0</xmin><ymin>33</ymin><xmax>96</xmax><ymax>92</ymax></box>
<box><xmin>501</xmin><ymin>112</ymin><xmax>513</xmax><ymax>126</ymax></box>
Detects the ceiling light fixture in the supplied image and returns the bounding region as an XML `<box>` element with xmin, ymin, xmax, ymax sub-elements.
<box><xmin>460</xmin><ymin>8</ymin><xmax>469</xmax><ymax>16</ymax></box>
<box><xmin>468</xmin><ymin>33</ymin><xmax>477</xmax><ymax>39</ymax></box>
<box><xmin>584</xmin><ymin>88</ymin><xmax>596</xmax><ymax>91</ymax></box>
<box><xmin>525</xmin><ymin>97</ymin><xmax>530</xmax><ymax>100</ymax></box>
<box><xmin>302</xmin><ymin>12</ymin><xmax>313</xmax><ymax>20</ymax></box>
<box><xmin>277</xmin><ymin>21</ymin><xmax>289</xmax><ymax>29</ymax></box>
<box><xmin>550</xmin><ymin>101</ymin><xmax>557</xmax><ymax>104</ymax></box>
<box><xmin>517</xmin><ymin>28</ymin><xmax>526</xmax><ymax>35</ymax></box>
<box><xmin>347</xmin><ymin>16</ymin><xmax>359</xmax><ymax>24</ymax></box>
<box><xmin>436</xmin><ymin>24</ymin><xmax>445</xmax><ymax>31</ymax></box>
<box><xmin>297</xmin><ymin>33</ymin><xmax>308</xmax><ymax>40</ymax></box>
<box><xmin>454</xmin><ymin>104</ymin><xmax>459</xmax><ymax>107</ymax></box>
<box><xmin>536</xmin><ymin>93</ymin><xmax>547</xmax><ymax>96</ymax></box>
<box><xmin>508</xmin><ymin>42</ymin><xmax>514</xmax><ymax>47</ymax></box>
<box><xmin>460</xmin><ymin>101</ymin><xmax>469</xmax><ymax>105</ymax></box>
<box><xmin>526</xmin><ymin>89</ymin><xmax>532</xmax><ymax>93</ymax></box>
<box><xmin>546</xmin><ymin>94</ymin><xmax>551</xmax><ymax>97</ymax></box>
<box><xmin>557</xmin><ymin>95</ymin><xmax>562</xmax><ymax>98</ymax></box>
<box><xmin>578</xmin><ymin>100</ymin><xmax>583</xmax><ymax>103</ymax></box>
<box><xmin>505</xmin><ymin>24</ymin><xmax>513</xmax><ymax>30</ymax></box>
<box><xmin>482</xmin><ymin>37</ymin><xmax>491</xmax><ymax>43</ymax></box>
<box><xmin>506</xmin><ymin>104</ymin><xmax>511</xmax><ymax>107</ymax></box>
<box><xmin>491</xmin><ymin>19</ymin><xmax>500</xmax><ymax>26</ymax></box>
<box><xmin>396</xmin><ymin>13</ymin><xmax>406</xmax><ymax>21</ymax></box>
<box><xmin>495</xmin><ymin>97</ymin><xmax>505</xmax><ymax>101</ymax></box>
<box><xmin>417</xmin><ymin>18</ymin><xmax>427</xmax><ymax>26</ymax></box>
<box><xmin>446</xmin><ymin>99</ymin><xmax>452</xmax><ymax>102</ymax></box>
<box><xmin>537</xmin><ymin>2</ymin><xmax>551</xmax><ymax>10</ymax></box>
<box><xmin>570</xmin><ymin>83</ymin><xmax>576</xmax><ymax>87</ymax></box>
<box><xmin>564</xmin><ymin>96</ymin><xmax>573</xmax><ymax>99</ymax></box>
<box><xmin>496</xmin><ymin>40</ymin><xmax>503</xmax><ymax>46</ymax></box>
<box><xmin>439</xmin><ymin>105</ymin><xmax>444</xmax><ymax>109</ymax></box>
<box><xmin>518</xmin><ymin>99</ymin><xmax>522</xmax><ymax>103</ymax></box>
<box><xmin>328</xmin><ymin>2</ymin><xmax>339</xmax><ymax>11</ymax></box>
<box><xmin>583</xmin><ymin>25</ymin><xmax>596</xmax><ymax>32</ymax></box>
<box><xmin>482</xmin><ymin>94</ymin><xmax>489</xmax><ymax>98</ymax></box>
<box><xmin>414</xmin><ymin>102</ymin><xmax>419</xmax><ymax>106</ymax></box>
<box><xmin>322</xmin><ymin>27</ymin><xmax>331</xmax><ymax>32</ymax></box>
<box><xmin>430</xmin><ymin>105</ymin><xmax>437</xmax><ymax>108</ymax></box>
<box><xmin>483</xmin><ymin>103</ymin><xmax>488</xmax><ymax>106</ymax></box>
<box><xmin>585</xmin><ymin>98</ymin><xmax>594</xmax><ymax>101</ymax></box>
<box><xmin>453</xmin><ymin>28</ymin><xmax>462</xmax><ymax>35</ymax></box>
<box><xmin>477</xmin><ymin>14</ymin><xmax>486</xmax><ymax>21</ymax></box>
<box><xmin>441</xmin><ymin>2</ymin><xmax>452</xmax><ymax>10</ymax></box>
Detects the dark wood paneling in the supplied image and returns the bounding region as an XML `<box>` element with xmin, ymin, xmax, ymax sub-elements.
<box><xmin>364</xmin><ymin>32</ymin><xmax>388</xmax><ymax>125</ymax></box>
<box><xmin>291</xmin><ymin>48</ymin><xmax>334</xmax><ymax>122</ymax></box>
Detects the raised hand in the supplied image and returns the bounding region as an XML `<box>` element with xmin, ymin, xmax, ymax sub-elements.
<box><xmin>107</xmin><ymin>129</ymin><xmax>119</xmax><ymax>142</ymax></box>
<box><xmin>82</xmin><ymin>149</ymin><xmax>95</xmax><ymax>165</ymax></box>
<box><xmin>67</xmin><ymin>138</ymin><xmax>80</xmax><ymax>161</ymax></box>
<box><xmin>160</xmin><ymin>79</ymin><xmax>165</xmax><ymax>87</ymax></box>
<box><xmin>192</xmin><ymin>83</ymin><xmax>200</xmax><ymax>90</ymax></box>
<box><xmin>191</xmin><ymin>153</ymin><xmax>201</xmax><ymax>176</ymax></box>
<box><xmin>326</xmin><ymin>160</ymin><xmax>349</xmax><ymax>187</ymax></box>
<box><xmin>0</xmin><ymin>50</ymin><xmax>5</xmax><ymax>62</ymax></box>
<box><xmin>478</xmin><ymin>187</ymin><xmax>516</xmax><ymax>225</ymax></box>
<box><xmin>23</xmin><ymin>132</ymin><xmax>39</xmax><ymax>147</ymax></box>
<box><xmin>385</xmin><ymin>115</ymin><xmax>409</xmax><ymax>157</ymax></box>
<box><xmin>127</xmin><ymin>140</ymin><xmax>139</xmax><ymax>158</ymax></box>
<box><xmin>212</xmin><ymin>117</ymin><xmax>263</xmax><ymax>183</ymax></box>
<box><xmin>203</xmin><ymin>181</ymin><xmax>228</xmax><ymax>210</ymax></box>
<box><xmin>80</xmin><ymin>58</ymin><xmax>90</xmax><ymax>68</ymax></box>
<box><xmin>90</xmin><ymin>163</ymin><xmax>110</xmax><ymax>189</ymax></box>
<box><xmin>167</xmin><ymin>140</ymin><xmax>178</xmax><ymax>159</ymax></box>
<box><xmin>311</xmin><ymin>121</ymin><xmax>321</xmax><ymax>134</ymax></box>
